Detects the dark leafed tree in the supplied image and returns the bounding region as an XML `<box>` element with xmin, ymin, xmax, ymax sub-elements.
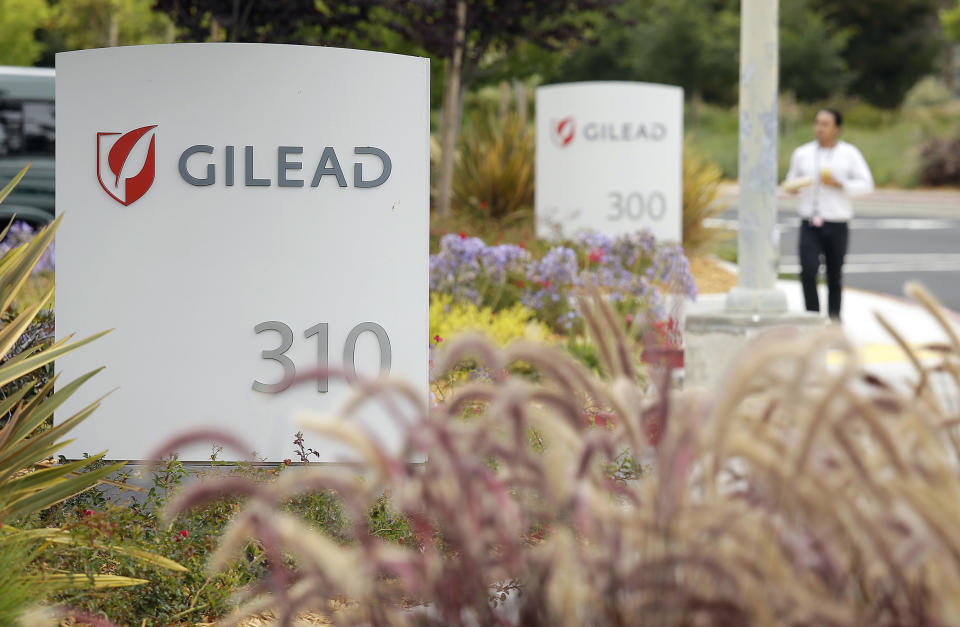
<box><xmin>553</xmin><ymin>0</ymin><xmax>854</xmax><ymax>106</ymax></box>
<box><xmin>153</xmin><ymin>0</ymin><xmax>376</xmax><ymax>44</ymax></box>
<box><xmin>383</xmin><ymin>0</ymin><xmax>624</xmax><ymax>216</ymax></box>
<box><xmin>811</xmin><ymin>0</ymin><xmax>945</xmax><ymax>108</ymax></box>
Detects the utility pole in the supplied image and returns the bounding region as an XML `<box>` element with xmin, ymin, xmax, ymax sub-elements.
<box><xmin>684</xmin><ymin>0</ymin><xmax>821</xmax><ymax>387</ymax></box>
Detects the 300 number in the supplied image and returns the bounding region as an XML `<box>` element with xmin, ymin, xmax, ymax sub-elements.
<box><xmin>607</xmin><ymin>191</ymin><xmax>667</xmax><ymax>222</ymax></box>
<box><xmin>253</xmin><ymin>321</ymin><xmax>392</xmax><ymax>394</ymax></box>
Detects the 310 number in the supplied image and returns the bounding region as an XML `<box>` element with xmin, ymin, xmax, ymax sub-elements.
<box><xmin>607</xmin><ymin>191</ymin><xmax>667</xmax><ymax>222</ymax></box>
<box><xmin>253</xmin><ymin>321</ymin><xmax>391</xmax><ymax>394</ymax></box>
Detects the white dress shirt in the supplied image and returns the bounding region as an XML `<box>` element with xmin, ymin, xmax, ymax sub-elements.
<box><xmin>784</xmin><ymin>140</ymin><xmax>875</xmax><ymax>221</ymax></box>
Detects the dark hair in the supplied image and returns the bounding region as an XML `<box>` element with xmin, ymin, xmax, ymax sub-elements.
<box><xmin>819</xmin><ymin>108</ymin><xmax>843</xmax><ymax>127</ymax></box>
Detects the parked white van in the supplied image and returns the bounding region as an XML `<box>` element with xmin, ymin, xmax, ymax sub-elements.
<box><xmin>0</xmin><ymin>66</ymin><xmax>55</xmax><ymax>226</ymax></box>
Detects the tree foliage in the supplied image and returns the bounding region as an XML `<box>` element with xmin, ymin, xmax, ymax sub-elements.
<box><xmin>52</xmin><ymin>0</ymin><xmax>173</xmax><ymax>50</ymax></box>
<box><xmin>153</xmin><ymin>0</ymin><xmax>377</xmax><ymax>43</ymax></box>
<box><xmin>381</xmin><ymin>0</ymin><xmax>620</xmax><ymax>85</ymax></box>
<box><xmin>379</xmin><ymin>0</ymin><xmax>622</xmax><ymax>216</ymax></box>
<box><xmin>0</xmin><ymin>0</ymin><xmax>50</xmax><ymax>66</ymax></box>
<box><xmin>552</xmin><ymin>0</ymin><xmax>853</xmax><ymax>104</ymax></box>
<box><xmin>812</xmin><ymin>0</ymin><xmax>944</xmax><ymax>107</ymax></box>
<box><xmin>945</xmin><ymin>2</ymin><xmax>960</xmax><ymax>43</ymax></box>
<box><xmin>554</xmin><ymin>0</ymin><xmax>739</xmax><ymax>102</ymax></box>
<box><xmin>550</xmin><ymin>0</ymin><xmax>946</xmax><ymax>107</ymax></box>
<box><xmin>780</xmin><ymin>0</ymin><xmax>853</xmax><ymax>101</ymax></box>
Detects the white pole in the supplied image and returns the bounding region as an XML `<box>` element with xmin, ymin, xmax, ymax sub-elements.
<box><xmin>726</xmin><ymin>0</ymin><xmax>787</xmax><ymax>313</ymax></box>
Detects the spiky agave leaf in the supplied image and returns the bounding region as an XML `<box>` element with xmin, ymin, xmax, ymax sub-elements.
<box><xmin>4</xmin><ymin>527</ymin><xmax>187</xmax><ymax>572</ymax></box>
<box><xmin>0</xmin><ymin>163</ymin><xmax>29</xmax><ymax>207</ymax></box>
<box><xmin>0</xmin><ymin>198</ymin><xmax>119</xmax><ymax>523</ymax></box>
<box><xmin>0</xmin><ymin>169</ymin><xmax>184</xmax><ymax>618</ymax></box>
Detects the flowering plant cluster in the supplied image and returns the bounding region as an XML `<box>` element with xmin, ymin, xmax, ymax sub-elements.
<box><xmin>430</xmin><ymin>229</ymin><xmax>696</xmax><ymax>334</ymax></box>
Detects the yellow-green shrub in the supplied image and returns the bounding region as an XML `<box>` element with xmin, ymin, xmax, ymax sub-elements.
<box><xmin>682</xmin><ymin>140</ymin><xmax>730</xmax><ymax>258</ymax></box>
<box><xmin>430</xmin><ymin>292</ymin><xmax>548</xmax><ymax>346</ymax></box>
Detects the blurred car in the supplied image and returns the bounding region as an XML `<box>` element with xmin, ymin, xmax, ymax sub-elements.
<box><xmin>0</xmin><ymin>66</ymin><xmax>55</xmax><ymax>226</ymax></box>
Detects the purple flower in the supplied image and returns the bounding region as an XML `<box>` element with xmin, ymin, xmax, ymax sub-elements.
<box><xmin>430</xmin><ymin>235</ymin><xmax>531</xmax><ymax>305</ymax></box>
<box><xmin>521</xmin><ymin>247</ymin><xmax>577</xmax><ymax>311</ymax></box>
<box><xmin>0</xmin><ymin>221</ymin><xmax>55</xmax><ymax>273</ymax></box>
<box><xmin>429</xmin><ymin>228</ymin><xmax>697</xmax><ymax>334</ymax></box>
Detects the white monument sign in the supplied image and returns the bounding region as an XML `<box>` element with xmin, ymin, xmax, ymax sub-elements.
<box><xmin>55</xmin><ymin>44</ymin><xmax>429</xmax><ymax>462</ymax></box>
<box><xmin>536</xmin><ymin>81</ymin><xmax>683</xmax><ymax>241</ymax></box>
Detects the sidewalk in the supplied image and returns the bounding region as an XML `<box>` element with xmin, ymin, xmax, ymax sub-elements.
<box><xmin>689</xmin><ymin>280</ymin><xmax>960</xmax><ymax>387</ymax></box>
<box><xmin>718</xmin><ymin>183</ymin><xmax>960</xmax><ymax>217</ymax></box>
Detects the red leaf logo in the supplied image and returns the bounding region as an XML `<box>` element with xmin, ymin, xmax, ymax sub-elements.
<box><xmin>97</xmin><ymin>125</ymin><xmax>157</xmax><ymax>206</ymax></box>
<box><xmin>552</xmin><ymin>117</ymin><xmax>575</xmax><ymax>148</ymax></box>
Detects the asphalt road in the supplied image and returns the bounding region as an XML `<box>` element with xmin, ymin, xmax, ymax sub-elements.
<box><xmin>713</xmin><ymin>190</ymin><xmax>960</xmax><ymax>311</ymax></box>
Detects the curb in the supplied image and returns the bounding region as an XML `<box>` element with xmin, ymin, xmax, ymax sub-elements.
<box><xmin>697</xmin><ymin>256</ymin><xmax>960</xmax><ymax>322</ymax></box>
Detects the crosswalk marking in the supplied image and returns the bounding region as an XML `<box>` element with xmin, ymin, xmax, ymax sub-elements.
<box><xmin>780</xmin><ymin>253</ymin><xmax>960</xmax><ymax>274</ymax></box>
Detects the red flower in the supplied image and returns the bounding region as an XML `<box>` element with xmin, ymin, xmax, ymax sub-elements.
<box><xmin>625</xmin><ymin>314</ymin><xmax>633</xmax><ymax>325</ymax></box>
<box><xmin>594</xmin><ymin>412</ymin><xmax>616</xmax><ymax>428</ymax></box>
<box><xmin>179</xmin><ymin>529</ymin><xmax>188</xmax><ymax>538</ymax></box>
<box><xmin>518</xmin><ymin>242</ymin><xmax>526</xmax><ymax>249</ymax></box>
<box><xmin>516</xmin><ymin>280</ymin><xmax>525</xmax><ymax>288</ymax></box>
<box><xmin>458</xmin><ymin>231</ymin><xmax>468</xmax><ymax>240</ymax></box>
<box><xmin>584</xmin><ymin>411</ymin><xmax>616</xmax><ymax>428</ymax></box>
<box><xmin>588</xmin><ymin>248</ymin><xmax>604</xmax><ymax>264</ymax></box>
<box><xmin>647</xmin><ymin>425</ymin><xmax>661</xmax><ymax>445</ymax></box>
<box><xmin>543</xmin><ymin>280</ymin><xmax>551</xmax><ymax>289</ymax></box>
<box><xmin>84</xmin><ymin>509</ymin><xmax>94</xmax><ymax>516</ymax></box>
<box><xmin>433</xmin><ymin>335</ymin><xmax>443</xmax><ymax>344</ymax></box>
<box><xmin>479</xmin><ymin>201</ymin><xmax>489</xmax><ymax>210</ymax></box>
<box><xmin>283</xmin><ymin>458</ymin><xmax>292</xmax><ymax>466</ymax></box>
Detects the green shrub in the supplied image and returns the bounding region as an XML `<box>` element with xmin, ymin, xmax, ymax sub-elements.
<box><xmin>452</xmin><ymin>108</ymin><xmax>534</xmax><ymax>224</ymax></box>
<box><xmin>902</xmin><ymin>76</ymin><xmax>955</xmax><ymax>110</ymax></box>
<box><xmin>39</xmin><ymin>461</ymin><xmax>262</xmax><ymax>624</ymax></box>
<box><xmin>430</xmin><ymin>292</ymin><xmax>549</xmax><ymax>346</ymax></box>
<box><xmin>919</xmin><ymin>135</ymin><xmax>960</xmax><ymax>186</ymax></box>
<box><xmin>36</xmin><ymin>451</ymin><xmax>411</xmax><ymax>624</ymax></box>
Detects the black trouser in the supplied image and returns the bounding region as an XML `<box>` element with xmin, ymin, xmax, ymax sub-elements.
<box><xmin>799</xmin><ymin>219</ymin><xmax>849</xmax><ymax>319</ymax></box>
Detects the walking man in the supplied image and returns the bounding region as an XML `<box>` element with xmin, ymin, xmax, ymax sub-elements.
<box><xmin>784</xmin><ymin>109</ymin><xmax>874</xmax><ymax>320</ymax></box>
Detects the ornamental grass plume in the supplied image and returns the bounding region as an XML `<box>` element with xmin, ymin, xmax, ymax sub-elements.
<box><xmin>165</xmin><ymin>283</ymin><xmax>960</xmax><ymax>626</ymax></box>
<box><xmin>681</xmin><ymin>140</ymin><xmax>730</xmax><ymax>259</ymax></box>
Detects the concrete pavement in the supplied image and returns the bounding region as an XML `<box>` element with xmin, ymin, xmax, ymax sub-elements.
<box><xmin>688</xmin><ymin>278</ymin><xmax>960</xmax><ymax>394</ymax></box>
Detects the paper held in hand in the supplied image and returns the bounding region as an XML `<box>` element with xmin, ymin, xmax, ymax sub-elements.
<box><xmin>782</xmin><ymin>176</ymin><xmax>813</xmax><ymax>192</ymax></box>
